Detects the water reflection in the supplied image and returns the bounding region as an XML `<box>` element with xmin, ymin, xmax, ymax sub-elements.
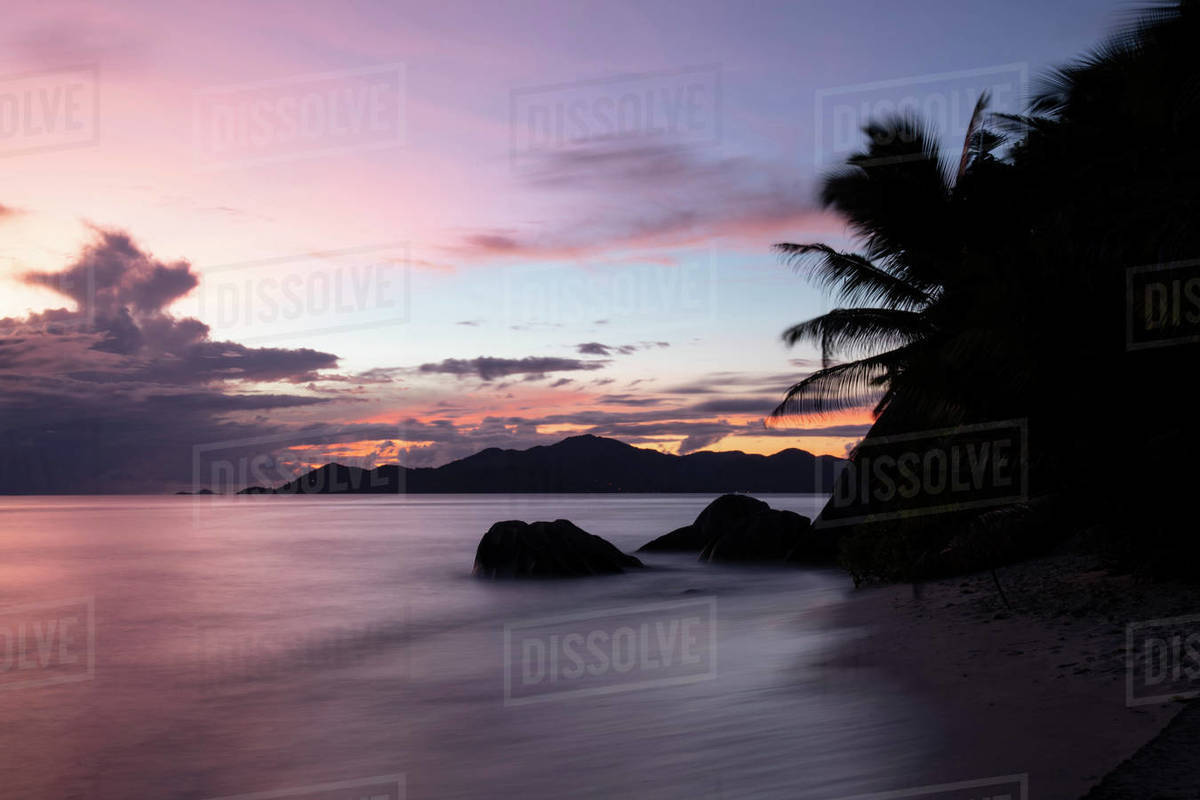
<box><xmin>0</xmin><ymin>496</ymin><xmax>936</xmax><ymax>799</ymax></box>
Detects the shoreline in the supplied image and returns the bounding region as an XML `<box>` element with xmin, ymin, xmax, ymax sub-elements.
<box><xmin>821</xmin><ymin>553</ymin><xmax>1197</xmax><ymax>799</ymax></box>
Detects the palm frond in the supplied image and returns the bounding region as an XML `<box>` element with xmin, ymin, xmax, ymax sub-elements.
<box><xmin>773</xmin><ymin>243</ymin><xmax>932</xmax><ymax>310</ymax></box>
<box><xmin>781</xmin><ymin>307</ymin><xmax>930</xmax><ymax>366</ymax></box>
<box><xmin>1029</xmin><ymin>40</ymin><xmax>1138</xmax><ymax>116</ymax></box>
<box><xmin>956</xmin><ymin>92</ymin><xmax>992</xmax><ymax>181</ymax></box>
<box><xmin>991</xmin><ymin>112</ymin><xmax>1055</xmax><ymax>137</ymax></box>
<box><xmin>819</xmin><ymin>115</ymin><xmax>956</xmax><ymax>286</ymax></box>
<box><xmin>767</xmin><ymin>347</ymin><xmax>909</xmax><ymax>422</ymax></box>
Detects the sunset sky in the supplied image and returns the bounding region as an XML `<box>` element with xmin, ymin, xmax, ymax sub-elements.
<box><xmin>0</xmin><ymin>0</ymin><xmax>1123</xmax><ymax>491</ymax></box>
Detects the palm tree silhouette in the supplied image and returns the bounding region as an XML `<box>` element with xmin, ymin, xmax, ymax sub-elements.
<box><xmin>770</xmin><ymin>96</ymin><xmax>1004</xmax><ymax>437</ymax></box>
<box><xmin>773</xmin><ymin>1</ymin><xmax>1200</xmax><ymax>580</ymax></box>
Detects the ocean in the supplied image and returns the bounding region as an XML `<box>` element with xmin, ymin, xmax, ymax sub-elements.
<box><xmin>0</xmin><ymin>494</ymin><xmax>939</xmax><ymax>799</ymax></box>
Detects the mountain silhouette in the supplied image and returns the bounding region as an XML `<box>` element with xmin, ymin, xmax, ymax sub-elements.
<box><xmin>243</xmin><ymin>435</ymin><xmax>843</xmax><ymax>494</ymax></box>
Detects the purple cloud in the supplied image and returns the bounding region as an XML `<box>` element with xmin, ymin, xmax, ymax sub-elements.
<box><xmin>418</xmin><ymin>356</ymin><xmax>608</xmax><ymax>381</ymax></box>
<box><xmin>0</xmin><ymin>226</ymin><xmax>344</xmax><ymax>492</ymax></box>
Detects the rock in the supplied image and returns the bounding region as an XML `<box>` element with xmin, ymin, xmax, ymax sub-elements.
<box><xmin>694</xmin><ymin>494</ymin><xmax>772</xmax><ymax>539</ymax></box>
<box><xmin>473</xmin><ymin>519</ymin><xmax>643</xmax><ymax>578</ymax></box>
<box><xmin>637</xmin><ymin>494</ymin><xmax>770</xmax><ymax>552</ymax></box>
<box><xmin>699</xmin><ymin>508</ymin><xmax>811</xmax><ymax>562</ymax></box>
<box><xmin>636</xmin><ymin>524</ymin><xmax>709</xmax><ymax>552</ymax></box>
<box><xmin>637</xmin><ymin>494</ymin><xmax>829</xmax><ymax>564</ymax></box>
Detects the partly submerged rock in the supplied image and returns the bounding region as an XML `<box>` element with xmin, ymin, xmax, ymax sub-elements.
<box><xmin>473</xmin><ymin>519</ymin><xmax>643</xmax><ymax>578</ymax></box>
<box><xmin>699</xmin><ymin>508</ymin><xmax>811</xmax><ymax>562</ymax></box>
<box><xmin>638</xmin><ymin>494</ymin><xmax>831</xmax><ymax>564</ymax></box>
<box><xmin>637</xmin><ymin>494</ymin><xmax>770</xmax><ymax>552</ymax></box>
<box><xmin>636</xmin><ymin>524</ymin><xmax>709</xmax><ymax>552</ymax></box>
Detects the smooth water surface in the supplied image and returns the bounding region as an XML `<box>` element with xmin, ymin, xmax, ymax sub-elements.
<box><xmin>0</xmin><ymin>495</ymin><xmax>939</xmax><ymax>799</ymax></box>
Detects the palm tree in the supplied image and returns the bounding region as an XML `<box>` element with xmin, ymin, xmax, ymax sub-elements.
<box><xmin>773</xmin><ymin>0</ymin><xmax>1200</xmax><ymax>579</ymax></box>
<box><xmin>770</xmin><ymin>97</ymin><xmax>1008</xmax><ymax>437</ymax></box>
<box><xmin>766</xmin><ymin>101</ymin><xmax>1047</xmax><ymax>583</ymax></box>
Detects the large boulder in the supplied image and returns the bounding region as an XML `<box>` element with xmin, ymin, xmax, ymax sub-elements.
<box><xmin>699</xmin><ymin>508</ymin><xmax>810</xmax><ymax>562</ymax></box>
<box><xmin>635</xmin><ymin>524</ymin><xmax>708</xmax><ymax>552</ymax></box>
<box><xmin>638</xmin><ymin>494</ymin><xmax>769</xmax><ymax>552</ymax></box>
<box><xmin>638</xmin><ymin>494</ymin><xmax>831</xmax><ymax>564</ymax></box>
<box><xmin>473</xmin><ymin>519</ymin><xmax>643</xmax><ymax>578</ymax></box>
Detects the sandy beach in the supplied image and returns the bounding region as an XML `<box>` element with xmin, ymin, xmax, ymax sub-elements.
<box><xmin>817</xmin><ymin>553</ymin><xmax>1200</xmax><ymax>799</ymax></box>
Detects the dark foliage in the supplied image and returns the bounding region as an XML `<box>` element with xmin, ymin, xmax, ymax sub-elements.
<box><xmin>775</xmin><ymin>1</ymin><xmax>1200</xmax><ymax>581</ymax></box>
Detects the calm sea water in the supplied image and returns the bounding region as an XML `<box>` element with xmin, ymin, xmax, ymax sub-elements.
<box><xmin>0</xmin><ymin>495</ymin><xmax>939</xmax><ymax>800</ymax></box>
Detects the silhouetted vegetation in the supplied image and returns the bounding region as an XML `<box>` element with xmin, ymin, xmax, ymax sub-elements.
<box><xmin>776</xmin><ymin>1</ymin><xmax>1200</xmax><ymax>582</ymax></box>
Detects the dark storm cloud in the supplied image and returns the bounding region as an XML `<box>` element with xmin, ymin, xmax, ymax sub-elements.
<box><xmin>24</xmin><ymin>227</ymin><xmax>197</xmax><ymax>317</ymax></box>
<box><xmin>8</xmin><ymin>228</ymin><xmax>338</xmax><ymax>384</ymax></box>
<box><xmin>0</xmin><ymin>226</ymin><xmax>344</xmax><ymax>493</ymax></box>
<box><xmin>141</xmin><ymin>392</ymin><xmax>329</xmax><ymax>412</ymax></box>
<box><xmin>417</xmin><ymin>356</ymin><xmax>608</xmax><ymax>381</ymax></box>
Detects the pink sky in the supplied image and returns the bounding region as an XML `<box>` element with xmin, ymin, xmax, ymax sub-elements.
<box><xmin>0</xmin><ymin>0</ymin><xmax>1123</xmax><ymax>490</ymax></box>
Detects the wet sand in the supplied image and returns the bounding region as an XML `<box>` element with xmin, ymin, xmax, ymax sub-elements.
<box><xmin>820</xmin><ymin>554</ymin><xmax>1199</xmax><ymax>799</ymax></box>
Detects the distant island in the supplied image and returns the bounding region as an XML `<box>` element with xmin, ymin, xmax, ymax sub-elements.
<box><xmin>236</xmin><ymin>434</ymin><xmax>843</xmax><ymax>494</ymax></box>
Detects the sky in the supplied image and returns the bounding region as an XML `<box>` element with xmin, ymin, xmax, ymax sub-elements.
<box><xmin>0</xmin><ymin>0</ymin><xmax>1125</xmax><ymax>492</ymax></box>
